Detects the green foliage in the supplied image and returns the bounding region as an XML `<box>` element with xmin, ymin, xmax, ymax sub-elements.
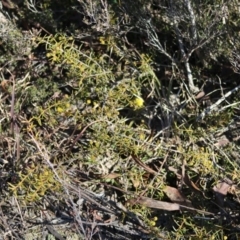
<box><xmin>9</xmin><ymin>165</ymin><xmax>62</xmax><ymax>203</ymax></box>
<box><xmin>25</xmin><ymin>78</ymin><xmax>58</xmax><ymax>104</ymax></box>
<box><xmin>170</xmin><ymin>215</ymin><xmax>225</xmax><ymax>239</ymax></box>
<box><xmin>0</xmin><ymin>21</ymin><xmax>33</xmax><ymax>65</ymax></box>
<box><xmin>36</xmin><ymin>33</ymin><xmax>152</xmax><ymax>126</ymax></box>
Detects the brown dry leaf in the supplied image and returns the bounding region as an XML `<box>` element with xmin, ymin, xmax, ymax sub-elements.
<box><xmin>214</xmin><ymin>137</ymin><xmax>230</xmax><ymax>147</ymax></box>
<box><xmin>182</xmin><ymin>166</ymin><xmax>203</xmax><ymax>195</ymax></box>
<box><xmin>195</xmin><ymin>91</ymin><xmax>205</xmax><ymax>100</ymax></box>
<box><xmin>131</xmin><ymin>155</ymin><xmax>158</xmax><ymax>175</ymax></box>
<box><xmin>213</xmin><ymin>181</ymin><xmax>231</xmax><ymax>207</ymax></box>
<box><xmin>163</xmin><ymin>186</ymin><xmax>193</xmax><ymax>207</ymax></box>
<box><xmin>213</xmin><ymin>181</ymin><xmax>231</xmax><ymax>196</ymax></box>
<box><xmin>100</xmin><ymin>173</ymin><xmax>121</xmax><ymax>179</ymax></box>
<box><xmin>129</xmin><ymin>196</ymin><xmax>215</xmax><ymax>215</ymax></box>
<box><xmin>168</xmin><ymin>165</ymin><xmax>202</xmax><ymax>195</ymax></box>
<box><xmin>129</xmin><ymin>196</ymin><xmax>180</xmax><ymax>211</ymax></box>
<box><xmin>0</xmin><ymin>79</ymin><xmax>11</xmax><ymax>93</ymax></box>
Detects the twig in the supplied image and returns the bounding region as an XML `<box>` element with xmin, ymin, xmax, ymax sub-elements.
<box><xmin>170</xmin><ymin>0</ymin><xmax>198</xmax><ymax>93</ymax></box>
<box><xmin>196</xmin><ymin>84</ymin><xmax>240</xmax><ymax>121</ymax></box>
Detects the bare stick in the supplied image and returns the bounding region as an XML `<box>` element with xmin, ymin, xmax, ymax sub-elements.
<box><xmin>197</xmin><ymin>84</ymin><xmax>240</xmax><ymax>121</ymax></box>
<box><xmin>170</xmin><ymin>0</ymin><xmax>199</xmax><ymax>93</ymax></box>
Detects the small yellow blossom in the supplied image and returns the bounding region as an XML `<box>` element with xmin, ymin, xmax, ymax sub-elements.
<box><xmin>86</xmin><ymin>99</ymin><xmax>92</xmax><ymax>105</ymax></box>
<box><xmin>57</xmin><ymin>106</ymin><xmax>64</xmax><ymax>113</ymax></box>
<box><xmin>133</xmin><ymin>97</ymin><xmax>144</xmax><ymax>108</ymax></box>
<box><xmin>149</xmin><ymin>220</ymin><xmax>156</xmax><ymax>226</ymax></box>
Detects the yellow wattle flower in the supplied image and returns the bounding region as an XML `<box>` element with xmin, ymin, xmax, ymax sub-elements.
<box><xmin>133</xmin><ymin>97</ymin><xmax>144</xmax><ymax>108</ymax></box>
<box><xmin>57</xmin><ymin>106</ymin><xmax>64</xmax><ymax>113</ymax></box>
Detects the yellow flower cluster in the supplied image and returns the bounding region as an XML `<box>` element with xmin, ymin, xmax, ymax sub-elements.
<box><xmin>133</xmin><ymin>97</ymin><xmax>144</xmax><ymax>108</ymax></box>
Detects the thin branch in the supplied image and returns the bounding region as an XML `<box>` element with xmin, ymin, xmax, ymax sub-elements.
<box><xmin>184</xmin><ymin>0</ymin><xmax>197</xmax><ymax>46</ymax></box>
<box><xmin>170</xmin><ymin>0</ymin><xmax>199</xmax><ymax>93</ymax></box>
<box><xmin>139</xmin><ymin>19</ymin><xmax>177</xmax><ymax>65</ymax></box>
<box><xmin>197</xmin><ymin>84</ymin><xmax>240</xmax><ymax>121</ymax></box>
